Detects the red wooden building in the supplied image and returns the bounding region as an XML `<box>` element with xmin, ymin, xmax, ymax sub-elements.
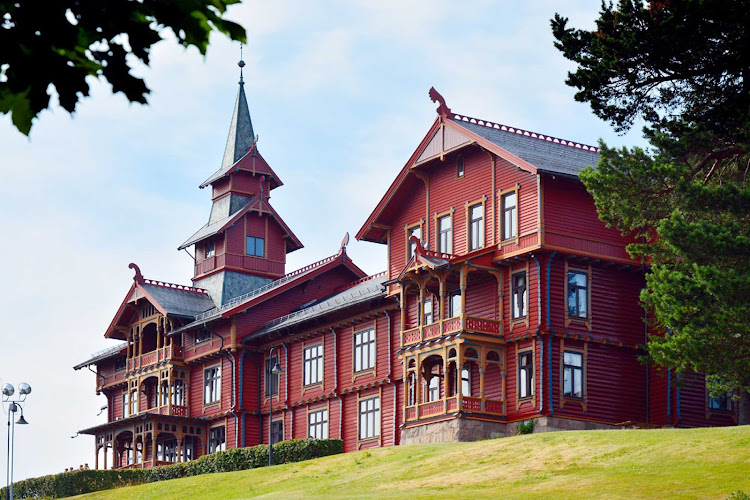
<box><xmin>74</xmin><ymin>71</ymin><xmax>737</xmax><ymax>470</ymax></box>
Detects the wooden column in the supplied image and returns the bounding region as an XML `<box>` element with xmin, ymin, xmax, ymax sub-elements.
<box><xmin>94</xmin><ymin>443</ymin><xmax>99</xmax><ymax>470</ymax></box>
<box><xmin>418</xmin><ymin>279</ymin><xmax>425</xmax><ymax>327</ymax></box>
<box><xmin>151</xmin><ymin>430</ymin><xmax>157</xmax><ymax>463</ymax></box>
<box><xmin>399</xmin><ymin>284</ymin><xmax>407</xmax><ymax>334</ymax></box>
<box><xmin>460</xmin><ymin>266</ymin><xmax>468</xmax><ymax>324</ymax></box>
<box><xmin>157</xmin><ymin>317</ymin><xmax>163</xmax><ymax>350</ymax></box>
<box><xmin>103</xmin><ymin>443</ymin><xmax>108</xmax><ymax>470</ymax></box>
<box><xmin>438</xmin><ymin>274</ymin><xmax>446</xmax><ymax>323</ymax></box>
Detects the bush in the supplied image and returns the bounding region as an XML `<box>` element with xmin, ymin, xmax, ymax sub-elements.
<box><xmin>0</xmin><ymin>439</ymin><xmax>343</xmax><ymax>499</ymax></box>
<box><xmin>517</xmin><ymin>419</ymin><xmax>535</xmax><ymax>435</ymax></box>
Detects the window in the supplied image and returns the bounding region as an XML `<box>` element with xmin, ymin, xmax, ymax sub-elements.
<box><xmin>122</xmin><ymin>392</ymin><xmax>128</xmax><ymax>419</ymax></box>
<box><xmin>469</xmin><ymin>203</ymin><xmax>484</xmax><ymax>250</ymax></box>
<box><xmin>423</xmin><ymin>298</ymin><xmax>433</xmax><ymax>325</ymax></box>
<box><xmin>449</xmin><ymin>290</ymin><xmax>462</xmax><ymax>317</ymax></box>
<box><xmin>567</xmin><ymin>270</ymin><xmax>589</xmax><ymax>319</ymax></box>
<box><xmin>709</xmin><ymin>392</ymin><xmax>734</xmax><ymax>411</ymax></box>
<box><xmin>204</xmin><ymin>365</ymin><xmax>221</xmax><ymax>404</ymax></box>
<box><xmin>428</xmin><ymin>376</ymin><xmax>440</xmax><ymax>402</ymax></box>
<box><xmin>246</xmin><ymin>236</ymin><xmax>265</xmax><ymax>257</ymax></box>
<box><xmin>208</xmin><ymin>426</ymin><xmax>226</xmax><ymax>453</ymax></box>
<box><xmin>158</xmin><ymin>439</ymin><xmax>178</xmax><ymax>462</ymax></box>
<box><xmin>129</xmin><ymin>390</ymin><xmax>138</xmax><ymax>415</ymax></box>
<box><xmin>354</xmin><ymin>329</ymin><xmax>376</xmax><ymax>373</ymax></box>
<box><xmin>563</xmin><ymin>352</ymin><xmax>583</xmax><ymax>398</ymax></box>
<box><xmin>182</xmin><ymin>436</ymin><xmax>194</xmax><ymax>462</ymax></box>
<box><xmin>160</xmin><ymin>383</ymin><xmax>169</xmax><ymax>406</ymax></box>
<box><xmin>407</xmin><ymin>372</ymin><xmax>417</xmax><ymax>406</ymax></box>
<box><xmin>519</xmin><ymin>351</ymin><xmax>534</xmax><ymax>398</ymax></box>
<box><xmin>205</xmin><ymin>238</ymin><xmax>215</xmax><ymax>258</ymax></box>
<box><xmin>437</xmin><ymin>214</ymin><xmax>452</xmax><ymax>253</ymax></box>
<box><xmin>195</xmin><ymin>328</ymin><xmax>211</xmax><ymax>344</ymax></box>
<box><xmin>308</xmin><ymin>409</ymin><xmax>329</xmax><ymax>439</ymax></box>
<box><xmin>271</xmin><ymin>420</ymin><xmax>284</xmax><ymax>444</ymax></box>
<box><xmin>407</xmin><ymin>225</ymin><xmax>422</xmax><ymax>260</ymax></box>
<box><xmin>171</xmin><ymin>380</ymin><xmax>185</xmax><ymax>406</ymax></box>
<box><xmin>303</xmin><ymin>344</ymin><xmax>323</xmax><ymax>386</ymax></box>
<box><xmin>460</xmin><ymin>368</ymin><xmax>471</xmax><ymax>396</ymax></box>
<box><xmin>265</xmin><ymin>356</ymin><xmax>279</xmax><ymax>396</ymax></box>
<box><xmin>501</xmin><ymin>191</ymin><xmax>518</xmax><ymax>240</ymax></box>
<box><xmin>114</xmin><ymin>356</ymin><xmax>126</xmax><ymax>371</ymax></box>
<box><xmin>359</xmin><ymin>397</ymin><xmax>380</xmax><ymax>440</ymax></box>
<box><xmin>457</xmin><ymin>155</ymin><xmax>465</xmax><ymax>178</ymax></box>
<box><xmin>511</xmin><ymin>272</ymin><xmax>527</xmax><ymax>319</ymax></box>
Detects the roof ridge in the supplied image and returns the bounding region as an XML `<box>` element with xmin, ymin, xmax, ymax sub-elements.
<box><xmin>142</xmin><ymin>278</ymin><xmax>208</xmax><ymax>295</ymax></box>
<box><xmin>451</xmin><ymin>113</ymin><xmax>599</xmax><ymax>153</ymax></box>
<box><xmin>335</xmin><ymin>271</ymin><xmax>387</xmax><ymax>292</ymax></box>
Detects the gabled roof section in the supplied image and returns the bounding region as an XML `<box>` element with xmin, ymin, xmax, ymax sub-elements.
<box><xmin>247</xmin><ymin>197</ymin><xmax>303</xmax><ymax>253</ymax></box>
<box><xmin>178</xmin><ymin>199</ymin><xmax>253</xmax><ymax>250</ymax></box>
<box><xmin>248</xmin><ymin>273</ymin><xmax>388</xmax><ymax>340</ymax></box>
<box><xmin>73</xmin><ymin>343</ymin><xmax>126</xmax><ymax>370</ymax></box>
<box><xmin>396</xmin><ymin>239</ymin><xmax>453</xmax><ymax>280</ymax></box>
<box><xmin>105</xmin><ymin>265</ymin><xmax>215</xmax><ymax>339</ymax></box>
<box><xmin>356</xmin><ymin>89</ymin><xmax>601</xmax><ymax>244</ymax></box>
<box><xmin>449</xmin><ymin>114</ymin><xmax>600</xmax><ymax>177</ymax></box>
<box><xmin>170</xmin><ymin>248</ymin><xmax>367</xmax><ymax>333</ymax></box>
<box><xmin>200</xmin><ymin>147</ymin><xmax>283</xmax><ymax>190</ymax></box>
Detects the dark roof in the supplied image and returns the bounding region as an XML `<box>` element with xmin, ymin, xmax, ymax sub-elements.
<box><xmin>249</xmin><ymin>274</ymin><xmax>387</xmax><ymax>339</ymax></box>
<box><xmin>78</xmin><ymin>413</ymin><xmax>208</xmax><ymax>435</ymax></box>
<box><xmin>73</xmin><ymin>344</ymin><xmax>126</xmax><ymax>370</ymax></box>
<box><xmin>178</xmin><ymin>200</ymin><xmax>251</xmax><ymax>250</ymax></box>
<box><xmin>141</xmin><ymin>283</ymin><xmax>216</xmax><ymax>319</ymax></box>
<box><xmin>450</xmin><ymin>116</ymin><xmax>600</xmax><ymax>177</ymax></box>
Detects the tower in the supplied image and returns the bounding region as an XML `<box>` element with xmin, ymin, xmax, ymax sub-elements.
<box><xmin>179</xmin><ymin>57</ymin><xmax>303</xmax><ymax>306</ymax></box>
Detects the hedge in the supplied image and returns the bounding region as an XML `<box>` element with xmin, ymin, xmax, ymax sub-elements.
<box><xmin>1</xmin><ymin>438</ymin><xmax>343</xmax><ymax>499</ymax></box>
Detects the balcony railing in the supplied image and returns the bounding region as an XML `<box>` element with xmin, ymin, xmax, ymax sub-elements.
<box><xmin>401</xmin><ymin>315</ymin><xmax>502</xmax><ymax>346</ymax></box>
<box><xmin>404</xmin><ymin>395</ymin><xmax>505</xmax><ymax>422</ymax></box>
<box><xmin>142</xmin><ymin>405</ymin><xmax>188</xmax><ymax>417</ymax></box>
<box><xmin>127</xmin><ymin>345</ymin><xmax>183</xmax><ymax>372</ymax></box>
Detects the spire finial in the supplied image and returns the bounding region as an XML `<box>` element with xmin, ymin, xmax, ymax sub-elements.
<box><xmin>238</xmin><ymin>44</ymin><xmax>246</xmax><ymax>85</ymax></box>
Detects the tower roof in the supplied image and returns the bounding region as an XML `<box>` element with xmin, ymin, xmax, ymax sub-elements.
<box><xmin>220</xmin><ymin>77</ymin><xmax>256</xmax><ymax>173</ymax></box>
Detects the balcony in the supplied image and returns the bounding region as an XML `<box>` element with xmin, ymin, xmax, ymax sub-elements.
<box><xmin>195</xmin><ymin>253</ymin><xmax>285</xmax><ymax>278</ymax></box>
<box><xmin>401</xmin><ymin>314</ymin><xmax>502</xmax><ymax>346</ymax></box>
<box><xmin>143</xmin><ymin>405</ymin><xmax>188</xmax><ymax>417</ymax></box>
<box><xmin>127</xmin><ymin>345</ymin><xmax>183</xmax><ymax>372</ymax></box>
<box><xmin>404</xmin><ymin>395</ymin><xmax>505</xmax><ymax>422</ymax></box>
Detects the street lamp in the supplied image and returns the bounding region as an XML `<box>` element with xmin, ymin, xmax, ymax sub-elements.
<box><xmin>267</xmin><ymin>348</ymin><xmax>283</xmax><ymax>466</ymax></box>
<box><xmin>3</xmin><ymin>383</ymin><xmax>31</xmax><ymax>500</ymax></box>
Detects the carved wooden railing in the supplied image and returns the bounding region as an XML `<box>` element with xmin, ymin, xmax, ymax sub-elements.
<box><xmin>404</xmin><ymin>396</ymin><xmax>505</xmax><ymax>422</ymax></box>
<box><xmin>400</xmin><ymin>315</ymin><xmax>502</xmax><ymax>346</ymax></box>
<box><xmin>127</xmin><ymin>345</ymin><xmax>184</xmax><ymax>371</ymax></box>
<box><xmin>141</xmin><ymin>404</ymin><xmax>188</xmax><ymax>418</ymax></box>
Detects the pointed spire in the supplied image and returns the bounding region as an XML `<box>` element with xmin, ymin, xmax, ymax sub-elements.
<box><xmin>220</xmin><ymin>49</ymin><xmax>256</xmax><ymax>171</ymax></box>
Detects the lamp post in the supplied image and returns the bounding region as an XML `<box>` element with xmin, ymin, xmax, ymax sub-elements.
<box><xmin>267</xmin><ymin>348</ymin><xmax>283</xmax><ymax>466</ymax></box>
<box><xmin>2</xmin><ymin>383</ymin><xmax>31</xmax><ymax>500</ymax></box>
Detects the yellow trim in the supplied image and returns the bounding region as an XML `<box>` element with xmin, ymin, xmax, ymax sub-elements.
<box><xmin>404</xmin><ymin>220</ymin><xmax>425</xmax><ymax>263</ymax></box>
<box><xmin>498</xmin><ymin>185</ymin><xmax>520</xmax><ymax>246</ymax></box>
<box><xmin>433</xmin><ymin>208</ymin><xmax>454</xmax><ymax>254</ymax></box>
<box><xmin>465</xmin><ymin>197</ymin><xmax>487</xmax><ymax>253</ymax></box>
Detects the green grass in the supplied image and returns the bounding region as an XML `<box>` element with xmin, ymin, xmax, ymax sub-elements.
<box><xmin>75</xmin><ymin>426</ymin><xmax>750</xmax><ymax>499</ymax></box>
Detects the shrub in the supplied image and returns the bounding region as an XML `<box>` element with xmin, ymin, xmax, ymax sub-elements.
<box><xmin>517</xmin><ymin>419</ymin><xmax>535</xmax><ymax>435</ymax></box>
<box><xmin>0</xmin><ymin>438</ymin><xmax>343</xmax><ymax>499</ymax></box>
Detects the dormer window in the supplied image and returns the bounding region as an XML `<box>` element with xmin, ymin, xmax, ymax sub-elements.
<box><xmin>205</xmin><ymin>239</ymin><xmax>215</xmax><ymax>258</ymax></box>
<box><xmin>456</xmin><ymin>155</ymin><xmax>465</xmax><ymax>178</ymax></box>
<box><xmin>246</xmin><ymin>236</ymin><xmax>265</xmax><ymax>258</ymax></box>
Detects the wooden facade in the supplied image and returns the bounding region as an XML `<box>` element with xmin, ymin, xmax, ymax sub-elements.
<box><xmin>75</xmin><ymin>84</ymin><xmax>737</xmax><ymax>470</ymax></box>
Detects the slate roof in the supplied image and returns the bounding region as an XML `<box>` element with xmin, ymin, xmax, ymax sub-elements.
<box><xmin>178</xmin><ymin>200</ymin><xmax>251</xmax><ymax>250</ymax></box>
<box><xmin>73</xmin><ymin>344</ymin><xmax>126</xmax><ymax>370</ymax></box>
<box><xmin>249</xmin><ymin>274</ymin><xmax>387</xmax><ymax>339</ymax></box>
<box><xmin>450</xmin><ymin>117</ymin><xmax>600</xmax><ymax>177</ymax></box>
<box><xmin>140</xmin><ymin>283</ymin><xmax>216</xmax><ymax>319</ymax></box>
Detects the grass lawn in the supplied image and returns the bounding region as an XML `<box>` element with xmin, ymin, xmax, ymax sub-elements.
<box><xmin>75</xmin><ymin>426</ymin><xmax>750</xmax><ymax>499</ymax></box>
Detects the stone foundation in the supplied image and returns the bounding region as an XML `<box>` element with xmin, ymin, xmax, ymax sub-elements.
<box><xmin>400</xmin><ymin>416</ymin><xmax>621</xmax><ymax>444</ymax></box>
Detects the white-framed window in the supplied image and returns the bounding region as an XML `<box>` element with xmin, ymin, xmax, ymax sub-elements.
<box><xmin>359</xmin><ymin>397</ymin><xmax>380</xmax><ymax>440</ymax></box>
<box><xmin>456</xmin><ymin>155</ymin><xmax>465</xmax><ymax>178</ymax></box>
<box><xmin>171</xmin><ymin>380</ymin><xmax>185</xmax><ymax>406</ymax></box>
<box><xmin>159</xmin><ymin>383</ymin><xmax>169</xmax><ymax>406</ymax></box>
<box><xmin>354</xmin><ymin>329</ymin><xmax>376</xmax><ymax>373</ymax></box>
<box><xmin>303</xmin><ymin>344</ymin><xmax>323</xmax><ymax>386</ymax></box>
<box><xmin>157</xmin><ymin>439</ymin><xmax>178</xmax><ymax>462</ymax></box>
<box><xmin>460</xmin><ymin>368</ymin><xmax>470</xmax><ymax>396</ymax></box>
<box><xmin>501</xmin><ymin>191</ymin><xmax>518</xmax><ymax>240</ymax></box>
<box><xmin>122</xmin><ymin>392</ymin><xmax>128</xmax><ymax>419</ymax></box>
<box><xmin>208</xmin><ymin>426</ymin><xmax>226</xmax><ymax>453</ymax></box>
<box><xmin>407</xmin><ymin>225</ymin><xmax>422</xmax><ymax>260</ymax></box>
<box><xmin>449</xmin><ymin>290</ymin><xmax>462</xmax><ymax>317</ymax></box>
<box><xmin>437</xmin><ymin>214</ymin><xmax>452</xmax><ymax>253</ymax></box>
<box><xmin>308</xmin><ymin>409</ymin><xmax>329</xmax><ymax>439</ymax></box>
<box><xmin>423</xmin><ymin>298</ymin><xmax>433</xmax><ymax>325</ymax></box>
<box><xmin>428</xmin><ymin>376</ymin><xmax>440</xmax><ymax>402</ymax></box>
<box><xmin>205</xmin><ymin>238</ymin><xmax>215</xmax><ymax>258</ymax></box>
<box><xmin>469</xmin><ymin>203</ymin><xmax>484</xmax><ymax>250</ymax></box>
<box><xmin>204</xmin><ymin>365</ymin><xmax>221</xmax><ymax>404</ymax></box>
<box><xmin>512</xmin><ymin>272</ymin><xmax>527</xmax><ymax>319</ymax></box>
<box><xmin>563</xmin><ymin>351</ymin><xmax>584</xmax><ymax>398</ymax></box>
<box><xmin>129</xmin><ymin>390</ymin><xmax>138</xmax><ymax>415</ymax></box>
<box><xmin>407</xmin><ymin>372</ymin><xmax>417</xmax><ymax>406</ymax></box>
<box><xmin>519</xmin><ymin>351</ymin><xmax>534</xmax><ymax>398</ymax></box>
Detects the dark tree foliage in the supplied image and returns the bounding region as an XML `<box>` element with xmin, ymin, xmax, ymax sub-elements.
<box><xmin>0</xmin><ymin>0</ymin><xmax>246</xmax><ymax>135</ymax></box>
<box><xmin>552</xmin><ymin>0</ymin><xmax>750</xmax><ymax>422</ymax></box>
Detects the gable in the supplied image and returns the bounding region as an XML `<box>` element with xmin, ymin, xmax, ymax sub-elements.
<box><xmin>415</xmin><ymin>125</ymin><xmax>472</xmax><ymax>164</ymax></box>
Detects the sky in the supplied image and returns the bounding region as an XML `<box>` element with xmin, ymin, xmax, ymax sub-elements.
<box><xmin>0</xmin><ymin>0</ymin><xmax>647</xmax><ymax>481</ymax></box>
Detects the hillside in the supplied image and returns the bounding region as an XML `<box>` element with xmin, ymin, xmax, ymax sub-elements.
<box><xmin>76</xmin><ymin>426</ymin><xmax>750</xmax><ymax>499</ymax></box>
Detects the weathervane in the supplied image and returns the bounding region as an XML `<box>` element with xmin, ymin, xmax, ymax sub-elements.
<box><xmin>239</xmin><ymin>44</ymin><xmax>246</xmax><ymax>85</ymax></box>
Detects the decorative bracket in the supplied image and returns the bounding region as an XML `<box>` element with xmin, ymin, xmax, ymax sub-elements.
<box><xmin>429</xmin><ymin>87</ymin><xmax>452</xmax><ymax>119</ymax></box>
<box><xmin>128</xmin><ymin>263</ymin><xmax>145</xmax><ymax>284</ymax></box>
